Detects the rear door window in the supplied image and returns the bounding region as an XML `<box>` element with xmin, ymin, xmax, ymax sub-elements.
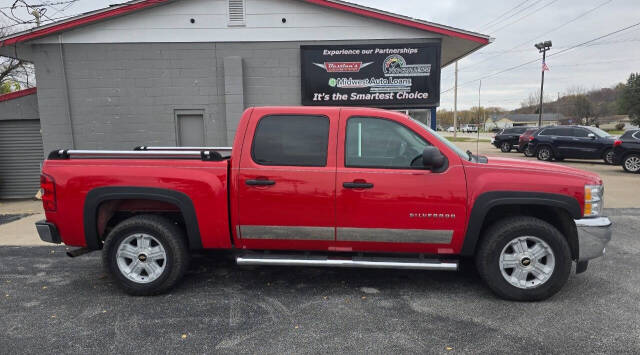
<box><xmin>573</xmin><ymin>128</ymin><xmax>591</xmax><ymax>138</ymax></box>
<box><xmin>542</xmin><ymin>127</ymin><xmax>572</xmax><ymax>136</ymax></box>
<box><xmin>252</xmin><ymin>115</ymin><xmax>330</xmax><ymax>166</ymax></box>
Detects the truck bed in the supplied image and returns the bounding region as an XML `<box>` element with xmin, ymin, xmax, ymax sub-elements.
<box><xmin>42</xmin><ymin>148</ymin><xmax>233</xmax><ymax>249</ymax></box>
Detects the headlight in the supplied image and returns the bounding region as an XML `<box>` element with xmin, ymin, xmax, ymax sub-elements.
<box><xmin>584</xmin><ymin>184</ymin><xmax>604</xmax><ymax>217</ymax></box>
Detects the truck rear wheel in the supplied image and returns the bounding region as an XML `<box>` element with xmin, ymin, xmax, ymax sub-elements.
<box><xmin>475</xmin><ymin>216</ymin><xmax>571</xmax><ymax>301</ymax></box>
<box><xmin>102</xmin><ymin>215</ymin><xmax>190</xmax><ymax>296</ymax></box>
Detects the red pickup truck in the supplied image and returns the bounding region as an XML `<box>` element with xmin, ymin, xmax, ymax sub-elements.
<box><xmin>35</xmin><ymin>106</ymin><xmax>611</xmax><ymax>301</ymax></box>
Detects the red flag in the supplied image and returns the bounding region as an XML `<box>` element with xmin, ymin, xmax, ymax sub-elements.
<box><xmin>542</xmin><ymin>62</ymin><xmax>550</xmax><ymax>72</ymax></box>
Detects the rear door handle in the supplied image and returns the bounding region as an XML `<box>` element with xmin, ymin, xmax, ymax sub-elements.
<box><xmin>246</xmin><ymin>179</ymin><xmax>275</xmax><ymax>186</ymax></box>
<box><xmin>343</xmin><ymin>182</ymin><xmax>374</xmax><ymax>189</ymax></box>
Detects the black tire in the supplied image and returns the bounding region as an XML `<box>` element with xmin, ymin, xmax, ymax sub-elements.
<box><xmin>475</xmin><ymin>216</ymin><xmax>572</xmax><ymax>301</ymax></box>
<box><xmin>536</xmin><ymin>145</ymin><xmax>553</xmax><ymax>161</ymax></box>
<box><xmin>603</xmin><ymin>149</ymin><xmax>614</xmax><ymax>165</ymax></box>
<box><xmin>524</xmin><ymin>145</ymin><xmax>535</xmax><ymax>157</ymax></box>
<box><xmin>500</xmin><ymin>141</ymin><xmax>512</xmax><ymax>152</ymax></box>
<box><xmin>622</xmin><ymin>153</ymin><xmax>640</xmax><ymax>173</ymax></box>
<box><xmin>102</xmin><ymin>215</ymin><xmax>190</xmax><ymax>296</ymax></box>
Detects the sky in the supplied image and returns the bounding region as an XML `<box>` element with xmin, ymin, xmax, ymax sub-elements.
<box><xmin>2</xmin><ymin>0</ymin><xmax>639</xmax><ymax>110</ymax></box>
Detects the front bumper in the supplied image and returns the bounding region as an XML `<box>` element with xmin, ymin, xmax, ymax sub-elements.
<box><xmin>35</xmin><ymin>220</ymin><xmax>61</xmax><ymax>244</ymax></box>
<box><xmin>575</xmin><ymin>217</ymin><xmax>611</xmax><ymax>261</ymax></box>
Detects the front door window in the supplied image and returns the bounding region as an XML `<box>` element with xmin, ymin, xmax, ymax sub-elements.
<box><xmin>345</xmin><ymin>116</ymin><xmax>429</xmax><ymax>169</ymax></box>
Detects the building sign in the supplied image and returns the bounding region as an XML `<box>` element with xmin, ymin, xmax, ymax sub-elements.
<box><xmin>301</xmin><ymin>43</ymin><xmax>441</xmax><ymax>108</ymax></box>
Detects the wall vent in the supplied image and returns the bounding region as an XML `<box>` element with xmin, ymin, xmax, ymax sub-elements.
<box><xmin>227</xmin><ymin>0</ymin><xmax>246</xmax><ymax>27</ymax></box>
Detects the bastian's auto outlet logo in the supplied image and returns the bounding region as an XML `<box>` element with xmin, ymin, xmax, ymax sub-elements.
<box><xmin>313</xmin><ymin>61</ymin><xmax>373</xmax><ymax>73</ymax></box>
<box><xmin>383</xmin><ymin>54</ymin><xmax>431</xmax><ymax>77</ymax></box>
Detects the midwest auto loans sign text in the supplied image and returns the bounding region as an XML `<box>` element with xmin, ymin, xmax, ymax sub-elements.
<box><xmin>301</xmin><ymin>43</ymin><xmax>441</xmax><ymax>108</ymax></box>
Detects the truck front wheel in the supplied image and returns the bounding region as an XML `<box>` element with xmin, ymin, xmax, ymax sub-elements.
<box><xmin>102</xmin><ymin>215</ymin><xmax>190</xmax><ymax>296</ymax></box>
<box><xmin>475</xmin><ymin>216</ymin><xmax>571</xmax><ymax>301</ymax></box>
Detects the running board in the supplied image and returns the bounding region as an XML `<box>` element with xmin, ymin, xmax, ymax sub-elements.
<box><xmin>236</xmin><ymin>254</ymin><xmax>458</xmax><ymax>271</ymax></box>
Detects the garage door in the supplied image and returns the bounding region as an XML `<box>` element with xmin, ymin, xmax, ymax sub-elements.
<box><xmin>0</xmin><ymin>120</ymin><xmax>44</xmax><ymax>199</ymax></box>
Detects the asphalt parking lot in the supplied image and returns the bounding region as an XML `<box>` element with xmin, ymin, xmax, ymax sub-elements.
<box><xmin>1</xmin><ymin>208</ymin><xmax>639</xmax><ymax>354</ymax></box>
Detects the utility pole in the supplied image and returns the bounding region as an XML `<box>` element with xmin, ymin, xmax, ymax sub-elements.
<box><xmin>535</xmin><ymin>40</ymin><xmax>552</xmax><ymax>127</ymax></box>
<box><xmin>453</xmin><ymin>61</ymin><xmax>458</xmax><ymax>138</ymax></box>
<box><xmin>477</xmin><ymin>80</ymin><xmax>481</xmax><ymax>155</ymax></box>
<box><xmin>478</xmin><ymin>80</ymin><xmax>481</xmax><ymax>123</ymax></box>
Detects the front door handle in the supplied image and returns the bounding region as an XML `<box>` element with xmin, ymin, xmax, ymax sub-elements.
<box><xmin>343</xmin><ymin>182</ymin><xmax>374</xmax><ymax>189</ymax></box>
<box><xmin>246</xmin><ymin>179</ymin><xmax>275</xmax><ymax>186</ymax></box>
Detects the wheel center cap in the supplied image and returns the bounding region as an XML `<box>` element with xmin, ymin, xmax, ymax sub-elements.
<box><xmin>521</xmin><ymin>257</ymin><xmax>531</xmax><ymax>266</ymax></box>
<box><xmin>138</xmin><ymin>254</ymin><xmax>147</xmax><ymax>262</ymax></box>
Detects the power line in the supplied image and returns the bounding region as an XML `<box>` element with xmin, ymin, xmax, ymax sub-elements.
<box><xmin>0</xmin><ymin>1</ymin><xmax>78</xmax><ymax>10</ymax></box>
<box><xmin>477</xmin><ymin>0</ymin><xmax>533</xmax><ymax>31</ymax></box>
<box><xmin>0</xmin><ymin>0</ymin><xmax>79</xmax><ymax>31</ymax></box>
<box><xmin>488</xmin><ymin>0</ymin><xmax>561</xmax><ymax>34</ymax></box>
<box><xmin>459</xmin><ymin>0</ymin><xmax>613</xmax><ymax>73</ymax></box>
<box><xmin>481</xmin><ymin>0</ymin><xmax>544</xmax><ymax>32</ymax></box>
<box><xmin>441</xmin><ymin>20</ymin><xmax>640</xmax><ymax>94</ymax></box>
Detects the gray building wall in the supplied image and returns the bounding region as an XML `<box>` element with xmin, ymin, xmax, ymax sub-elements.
<box><xmin>0</xmin><ymin>92</ymin><xmax>39</xmax><ymax>122</ymax></box>
<box><xmin>31</xmin><ymin>39</ymin><xmax>435</xmax><ymax>152</ymax></box>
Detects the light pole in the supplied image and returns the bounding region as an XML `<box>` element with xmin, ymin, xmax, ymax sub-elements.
<box><xmin>535</xmin><ymin>40</ymin><xmax>552</xmax><ymax>127</ymax></box>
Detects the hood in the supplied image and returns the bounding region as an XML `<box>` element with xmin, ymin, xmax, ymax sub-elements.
<box><xmin>477</xmin><ymin>156</ymin><xmax>602</xmax><ymax>184</ymax></box>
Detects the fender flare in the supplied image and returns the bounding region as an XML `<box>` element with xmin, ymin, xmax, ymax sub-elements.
<box><xmin>460</xmin><ymin>191</ymin><xmax>581</xmax><ymax>257</ymax></box>
<box><xmin>83</xmin><ymin>186</ymin><xmax>202</xmax><ymax>250</ymax></box>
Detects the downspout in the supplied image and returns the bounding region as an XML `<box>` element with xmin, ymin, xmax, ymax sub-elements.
<box><xmin>58</xmin><ymin>34</ymin><xmax>76</xmax><ymax>148</ymax></box>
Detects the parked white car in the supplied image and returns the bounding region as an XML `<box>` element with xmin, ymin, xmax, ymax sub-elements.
<box><xmin>461</xmin><ymin>124</ymin><xmax>478</xmax><ymax>133</ymax></box>
<box><xmin>446</xmin><ymin>126</ymin><xmax>456</xmax><ymax>132</ymax></box>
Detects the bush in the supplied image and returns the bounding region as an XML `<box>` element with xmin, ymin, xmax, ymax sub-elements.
<box><xmin>615</xmin><ymin>122</ymin><xmax>625</xmax><ymax>130</ymax></box>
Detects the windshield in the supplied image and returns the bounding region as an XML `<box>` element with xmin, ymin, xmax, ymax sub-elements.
<box><xmin>411</xmin><ymin>118</ymin><xmax>469</xmax><ymax>159</ymax></box>
<box><xmin>587</xmin><ymin>127</ymin><xmax>611</xmax><ymax>138</ymax></box>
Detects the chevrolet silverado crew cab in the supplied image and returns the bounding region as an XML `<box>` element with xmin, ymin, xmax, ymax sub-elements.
<box><xmin>36</xmin><ymin>107</ymin><xmax>612</xmax><ymax>301</ymax></box>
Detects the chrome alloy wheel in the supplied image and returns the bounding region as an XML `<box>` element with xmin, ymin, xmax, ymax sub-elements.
<box><xmin>538</xmin><ymin>147</ymin><xmax>551</xmax><ymax>161</ymax></box>
<box><xmin>499</xmin><ymin>236</ymin><xmax>555</xmax><ymax>289</ymax></box>
<box><xmin>605</xmin><ymin>151</ymin><xmax>615</xmax><ymax>164</ymax></box>
<box><xmin>625</xmin><ymin>155</ymin><xmax>640</xmax><ymax>172</ymax></box>
<box><xmin>116</xmin><ymin>233</ymin><xmax>167</xmax><ymax>284</ymax></box>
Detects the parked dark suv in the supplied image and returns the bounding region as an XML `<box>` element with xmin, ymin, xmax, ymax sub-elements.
<box><xmin>529</xmin><ymin>125</ymin><xmax>616</xmax><ymax>163</ymax></box>
<box><xmin>613</xmin><ymin>129</ymin><xmax>640</xmax><ymax>173</ymax></box>
<box><xmin>492</xmin><ymin>126</ymin><xmax>534</xmax><ymax>152</ymax></box>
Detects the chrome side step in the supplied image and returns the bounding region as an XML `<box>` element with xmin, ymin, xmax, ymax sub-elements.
<box><xmin>236</xmin><ymin>254</ymin><xmax>458</xmax><ymax>271</ymax></box>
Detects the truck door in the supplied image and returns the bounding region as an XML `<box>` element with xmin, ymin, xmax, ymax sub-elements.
<box><xmin>235</xmin><ymin>108</ymin><xmax>338</xmax><ymax>251</ymax></box>
<box><xmin>334</xmin><ymin>109</ymin><xmax>467</xmax><ymax>255</ymax></box>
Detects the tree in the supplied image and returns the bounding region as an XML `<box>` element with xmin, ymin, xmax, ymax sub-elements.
<box><xmin>618</xmin><ymin>73</ymin><xmax>640</xmax><ymax>126</ymax></box>
<box><xmin>570</xmin><ymin>95</ymin><xmax>597</xmax><ymax>126</ymax></box>
<box><xmin>1</xmin><ymin>1</ymin><xmax>80</xmax><ymax>94</ymax></box>
<box><xmin>0</xmin><ymin>57</ymin><xmax>26</xmax><ymax>94</ymax></box>
<box><xmin>1</xmin><ymin>20</ymin><xmax>29</xmax><ymax>93</ymax></box>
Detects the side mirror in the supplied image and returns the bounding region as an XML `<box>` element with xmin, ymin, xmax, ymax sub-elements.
<box><xmin>587</xmin><ymin>133</ymin><xmax>596</xmax><ymax>139</ymax></box>
<box><xmin>422</xmin><ymin>146</ymin><xmax>446</xmax><ymax>171</ymax></box>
